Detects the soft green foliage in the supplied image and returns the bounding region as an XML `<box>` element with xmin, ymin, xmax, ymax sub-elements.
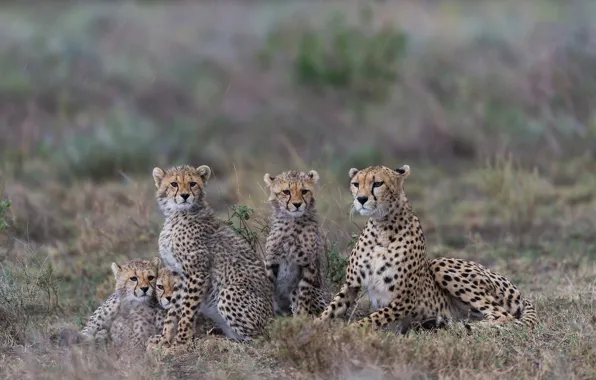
<box><xmin>325</xmin><ymin>241</ymin><xmax>348</xmax><ymax>286</ymax></box>
<box><xmin>292</xmin><ymin>7</ymin><xmax>408</xmax><ymax>102</ymax></box>
<box><xmin>224</xmin><ymin>205</ymin><xmax>269</xmax><ymax>256</ymax></box>
<box><xmin>326</xmin><ymin>233</ymin><xmax>358</xmax><ymax>286</ymax></box>
<box><xmin>0</xmin><ymin>199</ymin><xmax>10</xmax><ymax>232</ymax></box>
<box><xmin>260</xmin><ymin>6</ymin><xmax>408</xmax><ymax>121</ymax></box>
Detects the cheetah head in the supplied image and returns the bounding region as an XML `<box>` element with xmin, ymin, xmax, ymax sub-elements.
<box><xmin>111</xmin><ymin>257</ymin><xmax>160</xmax><ymax>302</ymax></box>
<box><xmin>155</xmin><ymin>267</ymin><xmax>178</xmax><ymax>310</ymax></box>
<box><xmin>264</xmin><ymin>170</ymin><xmax>320</xmax><ymax>217</ymax></box>
<box><xmin>348</xmin><ymin>164</ymin><xmax>410</xmax><ymax>219</ymax></box>
<box><xmin>152</xmin><ymin>165</ymin><xmax>212</xmax><ymax>215</ymax></box>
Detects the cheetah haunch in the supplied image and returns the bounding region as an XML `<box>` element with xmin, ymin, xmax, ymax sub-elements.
<box><xmin>148</xmin><ymin>165</ymin><xmax>274</xmax><ymax>349</ymax></box>
<box><xmin>317</xmin><ymin>165</ymin><xmax>539</xmax><ymax>331</ymax></box>
<box><xmin>263</xmin><ymin>169</ymin><xmax>331</xmax><ymax>317</ymax></box>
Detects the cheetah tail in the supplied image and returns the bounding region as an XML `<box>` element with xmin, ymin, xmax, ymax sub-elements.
<box><xmin>518</xmin><ymin>298</ymin><xmax>539</xmax><ymax>329</ymax></box>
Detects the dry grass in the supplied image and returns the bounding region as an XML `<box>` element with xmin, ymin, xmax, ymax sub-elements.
<box><xmin>1</xmin><ymin>1</ymin><xmax>596</xmax><ymax>379</ymax></box>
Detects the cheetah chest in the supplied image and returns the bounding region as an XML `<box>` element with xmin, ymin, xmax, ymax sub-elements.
<box><xmin>275</xmin><ymin>240</ymin><xmax>301</xmax><ymax>295</ymax></box>
<box><xmin>158</xmin><ymin>228</ymin><xmax>183</xmax><ymax>273</ymax></box>
<box><xmin>361</xmin><ymin>246</ymin><xmax>402</xmax><ymax>310</ymax></box>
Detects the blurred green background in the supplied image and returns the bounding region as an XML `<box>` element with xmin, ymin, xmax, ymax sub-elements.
<box><xmin>1</xmin><ymin>1</ymin><xmax>594</xmax><ymax>181</ymax></box>
<box><xmin>1</xmin><ymin>2</ymin><xmax>596</xmax><ymax>378</ymax></box>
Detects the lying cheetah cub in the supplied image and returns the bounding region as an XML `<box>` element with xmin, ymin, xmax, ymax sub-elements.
<box><xmin>154</xmin><ymin>266</ymin><xmax>178</xmax><ymax>332</ymax></box>
<box><xmin>317</xmin><ymin>165</ymin><xmax>539</xmax><ymax>331</ymax></box>
<box><xmin>263</xmin><ymin>170</ymin><xmax>331</xmax><ymax>317</ymax></box>
<box><xmin>148</xmin><ymin>165</ymin><xmax>274</xmax><ymax>348</ymax></box>
<box><xmin>80</xmin><ymin>258</ymin><xmax>161</xmax><ymax>344</ymax></box>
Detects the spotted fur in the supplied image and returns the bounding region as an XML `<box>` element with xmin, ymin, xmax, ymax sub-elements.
<box><xmin>154</xmin><ymin>266</ymin><xmax>178</xmax><ymax>332</ymax></box>
<box><xmin>263</xmin><ymin>170</ymin><xmax>331</xmax><ymax>317</ymax></box>
<box><xmin>80</xmin><ymin>258</ymin><xmax>160</xmax><ymax>342</ymax></box>
<box><xmin>317</xmin><ymin>165</ymin><xmax>539</xmax><ymax>331</ymax></box>
<box><xmin>148</xmin><ymin>165</ymin><xmax>274</xmax><ymax>349</ymax></box>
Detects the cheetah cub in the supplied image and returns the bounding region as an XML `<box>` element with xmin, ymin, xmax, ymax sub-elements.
<box><xmin>154</xmin><ymin>266</ymin><xmax>178</xmax><ymax>332</ymax></box>
<box><xmin>317</xmin><ymin>165</ymin><xmax>539</xmax><ymax>331</ymax></box>
<box><xmin>148</xmin><ymin>165</ymin><xmax>274</xmax><ymax>348</ymax></box>
<box><xmin>263</xmin><ymin>170</ymin><xmax>331</xmax><ymax>317</ymax></box>
<box><xmin>80</xmin><ymin>258</ymin><xmax>161</xmax><ymax>346</ymax></box>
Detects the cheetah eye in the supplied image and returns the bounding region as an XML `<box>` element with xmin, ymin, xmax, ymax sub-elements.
<box><xmin>282</xmin><ymin>190</ymin><xmax>290</xmax><ymax>195</ymax></box>
<box><xmin>129</xmin><ymin>276</ymin><xmax>138</xmax><ymax>282</ymax></box>
<box><xmin>170</xmin><ymin>182</ymin><xmax>178</xmax><ymax>188</ymax></box>
<box><xmin>157</xmin><ymin>285</ymin><xmax>164</xmax><ymax>290</ymax></box>
<box><xmin>189</xmin><ymin>181</ymin><xmax>197</xmax><ymax>187</ymax></box>
<box><xmin>148</xmin><ymin>276</ymin><xmax>155</xmax><ymax>281</ymax></box>
<box><xmin>373</xmin><ymin>181</ymin><xmax>384</xmax><ymax>188</ymax></box>
<box><xmin>352</xmin><ymin>182</ymin><xmax>359</xmax><ymax>188</ymax></box>
<box><xmin>301</xmin><ymin>189</ymin><xmax>308</xmax><ymax>195</ymax></box>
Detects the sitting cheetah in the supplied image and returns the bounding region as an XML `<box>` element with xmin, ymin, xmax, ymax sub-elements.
<box><xmin>263</xmin><ymin>170</ymin><xmax>331</xmax><ymax>317</ymax></box>
<box><xmin>80</xmin><ymin>258</ymin><xmax>161</xmax><ymax>342</ymax></box>
<box><xmin>317</xmin><ymin>165</ymin><xmax>539</xmax><ymax>331</ymax></box>
<box><xmin>148</xmin><ymin>164</ymin><xmax>274</xmax><ymax>348</ymax></box>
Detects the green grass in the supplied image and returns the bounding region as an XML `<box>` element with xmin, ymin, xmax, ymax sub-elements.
<box><xmin>1</xmin><ymin>1</ymin><xmax>596</xmax><ymax>379</ymax></box>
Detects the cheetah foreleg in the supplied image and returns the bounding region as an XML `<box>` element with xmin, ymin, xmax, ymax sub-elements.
<box><xmin>294</xmin><ymin>262</ymin><xmax>319</xmax><ymax>317</ymax></box>
<box><xmin>353</xmin><ymin>294</ymin><xmax>414</xmax><ymax>329</ymax></box>
<box><xmin>80</xmin><ymin>293</ymin><xmax>120</xmax><ymax>339</ymax></box>
<box><xmin>173</xmin><ymin>268</ymin><xmax>208</xmax><ymax>346</ymax></box>
<box><xmin>317</xmin><ymin>283</ymin><xmax>360</xmax><ymax>321</ymax></box>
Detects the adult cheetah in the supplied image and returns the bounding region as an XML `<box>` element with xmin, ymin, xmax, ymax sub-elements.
<box><xmin>148</xmin><ymin>165</ymin><xmax>274</xmax><ymax>349</ymax></box>
<box><xmin>263</xmin><ymin>169</ymin><xmax>331</xmax><ymax>317</ymax></box>
<box><xmin>317</xmin><ymin>165</ymin><xmax>539</xmax><ymax>332</ymax></box>
<box><xmin>81</xmin><ymin>258</ymin><xmax>161</xmax><ymax>343</ymax></box>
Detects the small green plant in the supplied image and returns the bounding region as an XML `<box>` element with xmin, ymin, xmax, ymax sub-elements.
<box><xmin>224</xmin><ymin>205</ymin><xmax>269</xmax><ymax>258</ymax></box>
<box><xmin>325</xmin><ymin>241</ymin><xmax>348</xmax><ymax>286</ymax></box>
<box><xmin>346</xmin><ymin>233</ymin><xmax>359</xmax><ymax>250</ymax></box>
<box><xmin>0</xmin><ymin>199</ymin><xmax>10</xmax><ymax>232</ymax></box>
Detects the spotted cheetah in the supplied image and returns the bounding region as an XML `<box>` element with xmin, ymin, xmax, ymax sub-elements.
<box><xmin>80</xmin><ymin>258</ymin><xmax>160</xmax><ymax>341</ymax></box>
<box><xmin>263</xmin><ymin>170</ymin><xmax>332</xmax><ymax>317</ymax></box>
<box><xmin>148</xmin><ymin>165</ymin><xmax>274</xmax><ymax>349</ymax></box>
<box><xmin>317</xmin><ymin>165</ymin><xmax>539</xmax><ymax>331</ymax></box>
<box><xmin>154</xmin><ymin>266</ymin><xmax>178</xmax><ymax>332</ymax></box>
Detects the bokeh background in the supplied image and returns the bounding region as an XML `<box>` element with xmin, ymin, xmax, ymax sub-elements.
<box><xmin>1</xmin><ymin>2</ymin><xmax>595</xmax><ymax>379</ymax></box>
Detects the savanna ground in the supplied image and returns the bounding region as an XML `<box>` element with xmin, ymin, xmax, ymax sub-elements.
<box><xmin>1</xmin><ymin>1</ymin><xmax>595</xmax><ymax>379</ymax></box>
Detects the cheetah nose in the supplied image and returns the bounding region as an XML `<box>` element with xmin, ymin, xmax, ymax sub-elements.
<box><xmin>166</xmin><ymin>296</ymin><xmax>172</xmax><ymax>302</ymax></box>
<box><xmin>140</xmin><ymin>286</ymin><xmax>150</xmax><ymax>294</ymax></box>
<box><xmin>357</xmin><ymin>196</ymin><xmax>368</xmax><ymax>205</ymax></box>
<box><xmin>292</xmin><ymin>202</ymin><xmax>302</xmax><ymax>209</ymax></box>
<box><xmin>180</xmin><ymin>193</ymin><xmax>190</xmax><ymax>201</ymax></box>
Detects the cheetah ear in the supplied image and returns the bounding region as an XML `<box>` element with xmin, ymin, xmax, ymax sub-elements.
<box><xmin>152</xmin><ymin>167</ymin><xmax>165</xmax><ymax>188</ymax></box>
<box><xmin>196</xmin><ymin>165</ymin><xmax>212</xmax><ymax>183</ymax></box>
<box><xmin>307</xmin><ymin>170</ymin><xmax>320</xmax><ymax>183</ymax></box>
<box><xmin>349</xmin><ymin>168</ymin><xmax>359</xmax><ymax>178</ymax></box>
<box><xmin>264</xmin><ymin>173</ymin><xmax>275</xmax><ymax>186</ymax></box>
<box><xmin>111</xmin><ymin>262</ymin><xmax>122</xmax><ymax>280</ymax></box>
<box><xmin>395</xmin><ymin>165</ymin><xmax>410</xmax><ymax>178</ymax></box>
<box><xmin>151</xmin><ymin>257</ymin><xmax>162</xmax><ymax>269</ymax></box>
